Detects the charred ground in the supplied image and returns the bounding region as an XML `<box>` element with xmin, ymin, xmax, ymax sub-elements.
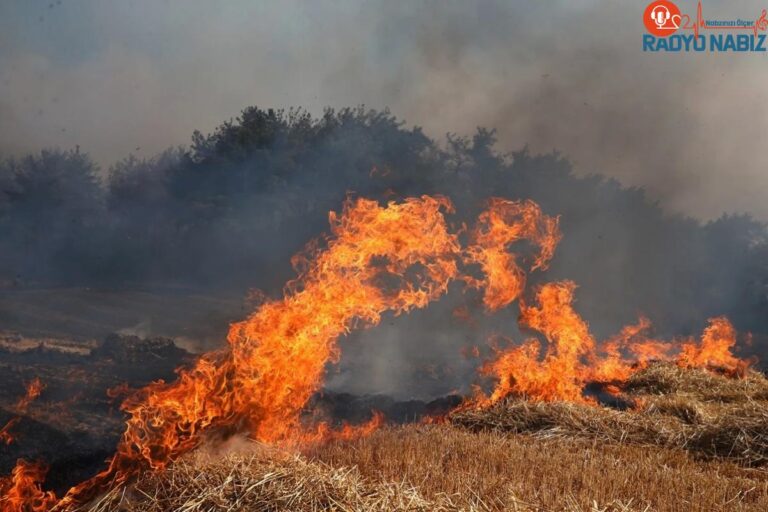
<box><xmin>0</xmin><ymin>333</ymin><xmax>460</xmax><ymax>497</ymax></box>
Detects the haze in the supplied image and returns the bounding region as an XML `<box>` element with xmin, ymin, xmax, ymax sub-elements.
<box><xmin>1</xmin><ymin>0</ymin><xmax>767</xmax><ymax>220</ymax></box>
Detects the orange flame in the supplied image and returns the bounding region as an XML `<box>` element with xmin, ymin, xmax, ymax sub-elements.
<box><xmin>478</xmin><ymin>281</ymin><xmax>596</xmax><ymax>404</ymax></box>
<box><xmin>679</xmin><ymin>316</ymin><xmax>745</xmax><ymax>374</ymax></box>
<box><xmin>465</xmin><ymin>198</ymin><xmax>561</xmax><ymax>311</ymax></box>
<box><xmin>49</xmin><ymin>195</ymin><xmax>472</xmax><ymax>508</ymax></box>
<box><xmin>0</xmin><ymin>418</ymin><xmax>20</xmax><ymax>446</ymax></box>
<box><xmin>0</xmin><ymin>378</ymin><xmax>45</xmax><ymax>447</ymax></box>
<box><xmin>15</xmin><ymin>378</ymin><xmax>44</xmax><ymax>414</ymax></box>
<box><xmin>0</xmin><ymin>195</ymin><xmax>749</xmax><ymax>510</ymax></box>
<box><xmin>0</xmin><ymin>460</ymin><xmax>57</xmax><ymax>512</ymax></box>
<box><xmin>478</xmin><ymin>281</ymin><xmax>747</xmax><ymax>405</ymax></box>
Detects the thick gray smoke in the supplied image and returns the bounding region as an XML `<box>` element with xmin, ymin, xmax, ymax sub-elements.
<box><xmin>2</xmin><ymin>1</ymin><xmax>768</xmax><ymax>219</ymax></box>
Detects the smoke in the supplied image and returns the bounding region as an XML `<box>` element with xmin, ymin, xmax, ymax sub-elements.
<box><xmin>2</xmin><ymin>1</ymin><xmax>768</xmax><ymax>219</ymax></box>
<box><xmin>1</xmin><ymin>1</ymin><xmax>767</xmax><ymax>399</ymax></box>
<box><xmin>1</xmin><ymin>107</ymin><xmax>766</xmax><ymax>399</ymax></box>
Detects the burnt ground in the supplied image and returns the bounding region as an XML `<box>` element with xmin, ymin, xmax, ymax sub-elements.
<box><xmin>0</xmin><ymin>333</ymin><xmax>193</xmax><ymax>493</ymax></box>
<box><xmin>0</xmin><ymin>287</ymin><xmax>674</xmax><ymax>496</ymax></box>
<box><xmin>0</xmin><ymin>331</ymin><xmax>462</xmax><ymax>496</ymax></box>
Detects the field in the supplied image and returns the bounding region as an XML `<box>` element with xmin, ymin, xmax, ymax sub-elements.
<box><xmin>2</xmin><ymin>292</ymin><xmax>767</xmax><ymax>511</ymax></box>
<box><xmin>0</xmin><ymin>287</ymin><xmax>241</xmax><ymax>348</ymax></box>
<box><xmin>85</xmin><ymin>364</ymin><xmax>768</xmax><ymax>512</ymax></box>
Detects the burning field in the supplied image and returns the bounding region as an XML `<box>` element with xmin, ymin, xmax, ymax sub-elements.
<box><xmin>1</xmin><ymin>195</ymin><xmax>766</xmax><ymax>511</ymax></box>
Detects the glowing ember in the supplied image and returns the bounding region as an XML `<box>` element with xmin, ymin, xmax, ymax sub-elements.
<box><xmin>15</xmin><ymin>378</ymin><xmax>44</xmax><ymax>414</ymax></box>
<box><xmin>0</xmin><ymin>418</ymin><xmax>20</xmax><ymax>446</ymax></box>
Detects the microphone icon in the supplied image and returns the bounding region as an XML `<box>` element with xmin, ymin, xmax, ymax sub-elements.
<box><xmin>651</xmin><ymin>5</ymin><xmax>671</xmax><ymax>28</ymax></box>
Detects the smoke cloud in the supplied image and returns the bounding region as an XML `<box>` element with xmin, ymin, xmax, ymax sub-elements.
<box><xmin>1</xmin><ymin>1</ymin><xmax>768</xmax><ymax>399</ymax></box>
<box><xmin>2</xmin><ymin>1</ymin><xmax>768</xmax><ymax>219</ymax></box>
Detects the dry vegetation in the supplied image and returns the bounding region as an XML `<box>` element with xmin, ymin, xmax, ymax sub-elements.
<box><xmin>83</xmin><ymin>364</ymin><xmax>768</xmax><ymax>511</ymax></box>
<box><xmin>311</xmin><ymin>426</ymin><xmax>767</xmax><ymax>512</ymax></box>
<box><xmin>85</xmin><ymin>448</ymin><xmax>435</xmax><ymax>512</ymax></box>
<box><xmin>453</xmin><ymin>364</ymin><xmax>768</xmax><ymax>466</ymax></box>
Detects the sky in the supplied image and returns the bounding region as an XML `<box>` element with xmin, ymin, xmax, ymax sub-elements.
<box><xmin>1</xmin><ymin>0</ymin><xmax>767</xmax><ymax>220</ymax></box>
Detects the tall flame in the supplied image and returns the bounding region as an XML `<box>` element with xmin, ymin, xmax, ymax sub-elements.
<box><xmin>0</xmin><ymin>195</ymin><xmax>748</xmax><ymax>511</ymax></box>
<box><xmin>478</xmin><ymin>281</ymin><xmax>596</xmax><ymax>404</ymax></box>
<box><xmin>46</xmin><ymin>195</ymin><xmax>478</xmax><ymax>508</ymax></box>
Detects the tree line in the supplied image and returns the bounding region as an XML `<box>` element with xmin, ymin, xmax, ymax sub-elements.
<box><xmin>1</xmin><ymin>106</ymin><xmax>766</xmax><ymax>346</ymax></box>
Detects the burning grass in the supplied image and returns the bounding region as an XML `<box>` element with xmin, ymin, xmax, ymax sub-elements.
<box><xmin>452</xmin><ymin>362</ymin><xmax>768</xmax><ymax>466</ymax></box>
<box><xmin>79</xmin><ymin>365</ymin><xmax>768</xmax><ymax>512</ymax></box>
<box><xmin>1</xmin><ymin>195</ymin><xmax>763</xmax><ymax>511</ymax></box>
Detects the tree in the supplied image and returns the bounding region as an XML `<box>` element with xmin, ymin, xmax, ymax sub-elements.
<box><xmin>0</xmin><ymin>149</ymin><xmax>103</xmax><ymax>284</ymax></box>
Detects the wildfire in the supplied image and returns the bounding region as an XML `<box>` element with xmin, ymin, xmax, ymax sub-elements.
<box><xmin>477</xmin><ymin>281</ymin><xmax>748</xmax><ymax>406</ymax></box>
<box><xmin>478</xmin><ymin>281</ymin><xmax>597</xmax><ymax>404</ymax></box>
<box><xmin>0</xmin><ymin>461</ymin><xmax>57</xmax><ymax>512</ymax></box>
<box><xmin>0</xmin><ymin>418</ymin><xmax>20</xmax><ymax>445</ymax></box>
<box><xmin>465</xmin><ymin>198</ymin><xmax>560</xmax><ymax>311</ymax></box>
<box><xmin>0</xmin><ymin>195</ymin><xmax>750</xmax><ymax>511</ymax></box>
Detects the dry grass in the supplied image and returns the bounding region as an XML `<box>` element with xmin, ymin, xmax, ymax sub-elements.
<box><xmin>88</xmin><ymin>425</ymin><xmax>768</xmax><ymax>512</ymax></box>
<box><xmin>84</xmin><ymin>446</ymin><xmax>437</xmax><ymax>512</ymax></box>
<box><xmin>82</xmin><ymin>364</ymin><xmax>768</xmax><ymax>511</ymax></box>
<box><xmin>452</xmin><ymin>364</ymin><xmax>768</xmax><ymax>465</ymax></box>
<box><xmin>624</xmin><ymin>364</ymin><xmax>768</xmax><ymax>401</ymax></box>
<box><xmin>310</xmin><ymin>425</ymin><xmax>768</xmax><ymax>512</ymax></box>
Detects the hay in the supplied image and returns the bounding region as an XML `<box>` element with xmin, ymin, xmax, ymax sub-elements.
<box><xmin>624</xmin><ymin>364</ymin><xmax>768</xmax><ymax>402</ymax></box>
<box><xmin>79</xmin><ymin>364</ymin><xmax>768</xmax><ymax>511</ymax></box>
<box><xmin>83</xmin><ymin>447</ymin><xmax>439</xmax><ymax>512</ymax></box>
<box><xmin>79</xmin><ymin>439</ymin><xmax>654</xmax><ymax>512</ymax></box>
<box><xmin>81</xmin><ymin>447</ymin><xmax>650</xmax><ymax>512</ymax></box>
<box><xmin>452</xmin><ymin>363</ymin><xmax>768</xmax><ymax>466</ymax></box>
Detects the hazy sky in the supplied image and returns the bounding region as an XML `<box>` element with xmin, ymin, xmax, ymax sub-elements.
<box><xmin>1</xmin><ymin>0</ymin><xmax>767</xmax><ymax>220</ymax></box>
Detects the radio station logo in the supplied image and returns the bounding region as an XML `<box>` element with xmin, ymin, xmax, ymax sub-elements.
<box><xmin>644</xmin><ymin>1</ymin><xmax>681</xmax><ymax>36</ymax></box>
<box><xmin>643</xmin><ymin>0</ymin><xmax>768</xmax><ymax>52</ymax></box>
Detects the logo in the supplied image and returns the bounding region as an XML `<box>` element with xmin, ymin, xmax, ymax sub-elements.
<box><xmin>643</xmin><ymin>1</ymin><xmax>768</xmax><ymax>52</ymax></box>
<box><xmin>644</xmin><ymin>1</ymin><xmax>681</xmax><ymax>37</ymax></box>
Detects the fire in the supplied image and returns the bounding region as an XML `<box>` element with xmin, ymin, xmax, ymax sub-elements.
<box><xmin>465</xmin><ymin>198</ymin><xmax>561</xmax><ymax>311</ymax></box>
<box><xmin>15</xmin><ymin>378</ymin><xmax>44</xmax><ymax>414</ymax></box>
<box><xmin>478</xmin><ymin>281</ymin><xmax>747</xmax><ymax>405</ymax></box>
<box><xmin>0</xmin><ymin>378</ymin><xmax>45</xmax><ymax>447</ymax></box>
<box><xmin>0</xmin><ymin>461</ymin><xmax>57</xmax><ymax>512</ymax></box>
<box><xmin>45</xmin><ymin>195</ymin><xmax>473</xmax><ymax>508</ymax></box>
<box><xmin>301</xmin><ymin>411</ymin><xmax>386</xmax><ymax>444</ymax></box>
<box><xmin>679</xmin><ymin>316</ymin><xmax>744</xmax><ymax>373</ymax></box>
<box><xmin>0</xmin><ymin>418</ymin><xmax>20</xmax><ymax>445</ymax></box>
<box><xmin>0</xmin><ymin>195</ymin><xmax>749</xmax><ymax>510</ymax></box>
<box><xmin>478</xmin><ymin>281</ymin><xmax>596</xmax><ymax>404</ymax></box>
